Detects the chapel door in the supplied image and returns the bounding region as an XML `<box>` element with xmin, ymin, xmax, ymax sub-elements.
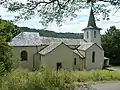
<box><xmin>57</xmin><ymin>62</ymin><xmax>62</xmax><ymax>70</ymax></box>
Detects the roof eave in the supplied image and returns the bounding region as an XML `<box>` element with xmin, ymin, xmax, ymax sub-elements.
<box><xmin>82</xmin><ymin>27</ymin><xmax>102</xmax><ymax>31</ymax></box>
<box><xmin>73</xmin><ymin>52</ymin><xmax>85</xmax><ymax>59</ymax></box>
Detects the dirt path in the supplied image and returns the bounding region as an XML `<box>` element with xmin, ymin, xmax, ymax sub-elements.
<box><xmin>91</xmin><ymin>82</ymin><xmax>120</xmax><ymax>90</ymax></box>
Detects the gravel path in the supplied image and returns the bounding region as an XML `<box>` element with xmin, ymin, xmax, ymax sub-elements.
<box><xmin>74</xmin><ymin>82</ymin><xmax>120</xmax><ymax>90</ymax></box>
<box><xmin>91</xmin><ymin>82</ymin><xmax>120</xmax><ymax>90</ymax></box>
<box><xmin>106</xmin><ymin>67</ymin><xmax>120</xmax><ymax>72</ymax></box>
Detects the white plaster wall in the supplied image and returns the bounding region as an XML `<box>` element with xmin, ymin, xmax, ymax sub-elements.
<box><xmin>41</xmin><ymin>43</ymin><xmax>81</xmax><ymax>70</ymax></box>
<box><xmin>84</xmin><ymin>30</ymin><xmax>91</xmax><ymax>42</ymax></box>
<box><xmin>84</xmin><ymin>29</ymin><xmax>101</xmax><ymax>46</ymax></box>
<box><xmin>33</xmin><ymin>53</ymin><xmax>40</xmax><ymax>70</ymax></box>
<box><xmin>73</xmin><ymin>53</ymin><xmax>84</xmax><ymax>70</ymax></box>
<box><xmin>85</xmin><ymin>44</ymin><xmax>104</xmax><ymax>70</ymax></box>
<box><xmin>90</xmin><ymin>30</ymin><xmax>101</xmax><ymax>46</ymax></box>
<box><xmin>11</xmin><ymin>45</ymin><xmax>46</xmax><ymax>70</ymax></box>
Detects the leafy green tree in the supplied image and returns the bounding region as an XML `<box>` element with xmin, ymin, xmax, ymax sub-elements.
<box><xmin>101</xmin><ymin>26</ymin><xmax>120</xmax><ymax>65</ymax></box>
<box><xmin>0</xmin><ymin>19</ymin><xmax>20</xmax><ymax>74</ymax></box>
<box><xmin>0</xmin><ymin>0</ymin><xmax>116</xmax><ymax>26</ymax></box>
<box><xmin>0</xmin><ymin>19</ymin><xmax>20</xmax><ymax>42</ymax></box>
<box><xmin>0</xmin><ymin>41</ymin><xmax>12</xmax><ymax>75</ymax></box>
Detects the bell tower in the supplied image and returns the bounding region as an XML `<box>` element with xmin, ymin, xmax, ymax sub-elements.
<box><xmin>82</xmin><ymin>7</ymin><xmax>102</xmax><ymax>46</ymax></box>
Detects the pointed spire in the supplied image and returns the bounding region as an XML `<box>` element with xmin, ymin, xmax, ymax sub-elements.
<box><xmin>87</xmin><ymin>7</ymin><xmax>97</xmax><ymax>28</ymax></box>
<box><xmin>82</xmin><ymin>7</ymin><xmax>101</xmax><ymax>31</ymax></box>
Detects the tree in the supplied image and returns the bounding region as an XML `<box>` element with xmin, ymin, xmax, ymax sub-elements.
<box><xmin>0</xmin><ymin>41</ymin><xmax>12</xmax><ymax>75</ymax></box>
<box><xmin>0</xmin><ymin>19</ymin><xmax>20</xmax><ymax>42</ymax></box>
<box><xmin>0</xmin><ymin>0</ymin><xmax>117</xmax><ymax>26</ymax></box>
<box><xmin>101</xmin><ymin>26</ymin><xmax>120</xmax><ymax>65</ymax></box>
<box><xmin>0</xmin><ymin>19</ymin><xmax>20</xmax><ymax>75</ymax></box>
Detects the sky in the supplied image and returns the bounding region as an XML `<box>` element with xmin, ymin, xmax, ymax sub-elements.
<box><xmin>0</xmin><ymin>1</ymin><xmax>120</xmax><ymax>34</ymax></box>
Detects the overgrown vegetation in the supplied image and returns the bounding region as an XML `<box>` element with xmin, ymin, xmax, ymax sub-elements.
<box><xmin>0</xmin><ymin>68</ymin><xmax>120</xmax><ymax>90</ymax></box>
<box><xmin>101</xmin><ymin>26</ymin><xmax>120</xmax><ymax>65</ymax></box>
<box><xmin>0</xmin><ymin>19</ymin><xmax>20</xmax><ymax>75</ymax></box>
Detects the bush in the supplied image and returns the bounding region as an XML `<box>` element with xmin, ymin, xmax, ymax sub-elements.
<box><xmin>0</xmin><ymin>42</ymin><xmax>12</xmax><ymax>74</ymax></box>
<box><xmin>0</xmin><ymin>68</ymin><xmax>74</xmax><ymax>90</ymax></box>
<box><xmin>72</xmin><ymin>70</ymin><xmax>120</xmax><ymax>82</ymax></box>
<box><xmin>0</xmin><ymin>69</ymin><xmax>120</xmax><ymax>90</ymax></box>
<box><xmin>0</xmin><ymin>19</ymin><xmax>20</xmax><ymax>75</ymax></box>
<box><xmin>0</xmin><ymin>41</ymin><xmax>20</xmax><ymax>75</ymax></box>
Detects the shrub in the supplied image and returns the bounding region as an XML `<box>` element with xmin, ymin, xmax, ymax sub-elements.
<box><xmin>0</xmin><ymin>69</ymin><xmax>120</xmax><ymax>90</ymax></box>
<box><xmin>0</xmin><ymin>68</ymin><xmax>74</xmax><ymax>90</ymax></box>
<box><xmin>0</xmin><ymin>42</ymin><xmax>13</xmax><ymax>74</ymax></box>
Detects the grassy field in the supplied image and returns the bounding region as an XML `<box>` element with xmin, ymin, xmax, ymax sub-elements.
<box><xmin>0</xmin><ymin>68</ymin><xmax>120</xmax><ymax>90</ymax></box>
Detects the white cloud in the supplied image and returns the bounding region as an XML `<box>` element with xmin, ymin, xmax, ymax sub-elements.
<box><xmin>0</xmin><ymin>3</ymin><xmax>120</xmax><ymax>34</ymax></box>
<box><xmin>97</xmin><ymin>5</ymin><xmax>120</xmax><ymax>34</ymax></box>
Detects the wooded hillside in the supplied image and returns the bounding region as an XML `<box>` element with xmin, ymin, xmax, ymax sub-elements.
<box><xmin>20</xmin><ymin>27</ymin><xmax>83</xmax><ymax>39</ymax></box>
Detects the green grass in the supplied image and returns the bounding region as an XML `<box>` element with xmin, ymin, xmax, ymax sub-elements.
<box><xmin>0</xmin><ymin>68</ymin><xmax>120</xmax><ymax>90</ymax></box>
<box><xmin>111</xmin><ymin>65</ymin><xmax>120</xmax><ymax>69</ymax></box>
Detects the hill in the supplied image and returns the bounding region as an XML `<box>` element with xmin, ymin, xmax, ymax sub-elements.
<box><xmin>20</xmin><ymin>27</ymin><xmax>83</xmax><ymax>39</ymax></box>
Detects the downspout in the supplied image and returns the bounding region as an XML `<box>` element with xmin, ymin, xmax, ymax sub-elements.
<box><xmin>84</xmin><ymin>51</ymin><xmax>86</xmax><ymax>70</ymax></box>
<box><xmin>76</xmin><ymin>49</ymin><xmax>85</xmax><ymax>70</ymax></box>
<box><xmin>78</xmin><ymin>55</ymin><xmax>83</xmax><ymax>70</ymax></box>
<box><xmin>79</xmin><ymin>56</ymin><xmax>85</xmax><ymax>71</ymax></box>
<box><xmin>33</xmin><ymin>45</ymin><xmax>39</xmax><ymax>71</ymax></box>
<box><xmin>39</xmin><ymin>53</ymin><xmax>42</xmax><ymax>68</ymax></box>
<box><xmin>33</xmin><ymin>53</ymin><xmax>35</xmax><ymax>71</ymax></box>
<box><xmin>36</xmin><ymin>45</ymin><xmax>39</xmax><ymax>54</ymax></box>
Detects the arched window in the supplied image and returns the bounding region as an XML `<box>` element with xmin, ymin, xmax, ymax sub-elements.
<box><xmin>94</xmin><ymin>31</ymin><xmax>96</xmax><ymax>38</ymax></box>
<box><xmin>92</xmin><ymin>51</ymin><xmax>95</xmax><ymax>63</ymax></box>
<box><xmin>87</xmin><ymin>31</ymin><xmax>89</xmax><ymax>38</ymax></box>
<box><xmin>21</xmin><ymin>51</ymin><xmax>28</xmax><ymax>61</ymax></box>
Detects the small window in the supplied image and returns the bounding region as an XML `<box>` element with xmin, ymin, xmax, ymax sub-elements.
<box><xmin>74</xmin><ymin>58</ymin><xmax>76</xmax><ymax>65</ymax></box>
<box><xmin>94</xmin><ymin>31</ymin><xmax>96</xmax><ymax>38</ymax></box>
<box><xmin>92</xmin><ymin>51</ymin><xmax>95</xmax><ymax>63</ymax></box>
<box><xmin>21</xmin><ymin>51</ymin><xmax>28</xmax><ymax>61</ymax></box>
<box><xmin>87</xmin><ymin>31</ymin><xmax>89</xmax><ymax>38</ymax></box>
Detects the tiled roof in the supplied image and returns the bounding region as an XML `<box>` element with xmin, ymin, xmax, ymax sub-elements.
<box><xmin>40</xmin><ymin>42</ymin><xmax>87</xmax><ymax>57</ymax></box>
<box><xmin>9</xmin><ymin>32</ymin><xmax>97</xmax><ymax>57</ymax></box>
<box><xmin>78</xmin><ymin>50</ymin><xmax>85</xmax><ymax>57</ymax></box>
<box><xmin>9</xmin><ymin>32</ymin><xmax>86</xmax><ymax>46</ymax></box>
<box><xmin>39</xmin><ymin>42</ymin><xmax>62</xmax><ymax>55</ymax></box>
<box><xmin>77</xmin><ymin>42</ymin><xmax>94</xmax><ymax>51</ymax></box>
<box><xmin>9</xmin><ymin>32</ymin><xmax>41</xmax><ymax>46</ymax></box>
<box><xmin>73</xmin><ymin>50</ymin><xmax>84</xmax><ymax>58</ymax></box>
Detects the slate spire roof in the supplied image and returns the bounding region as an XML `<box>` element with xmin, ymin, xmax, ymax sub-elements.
<box><xmin>82</xmin><ymin>7</ymin><xmax>101</xmax><ymax>31</ymax></box>
<box><xmin>87</xmin><ymin>7</ymin><xmax>97</xmax><ymax>28</ymax></box>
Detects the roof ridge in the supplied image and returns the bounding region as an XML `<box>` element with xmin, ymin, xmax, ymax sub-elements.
<box><xmin>39</xmin><ymin>42</ymin><xmax>63</xmax><ymax>55</ymax></box>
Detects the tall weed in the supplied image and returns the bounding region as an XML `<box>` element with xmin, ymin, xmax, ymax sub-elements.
<box><xmin>0</xmin><ymin>69</ymin><xmax>120</xmax><ymax>90</ymax></box>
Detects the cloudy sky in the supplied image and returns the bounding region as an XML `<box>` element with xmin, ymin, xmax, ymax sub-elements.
<box><xmin>0</xmin><ymin>1</ymin><xmax>120</xmax><ymax>34</ymax></box>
